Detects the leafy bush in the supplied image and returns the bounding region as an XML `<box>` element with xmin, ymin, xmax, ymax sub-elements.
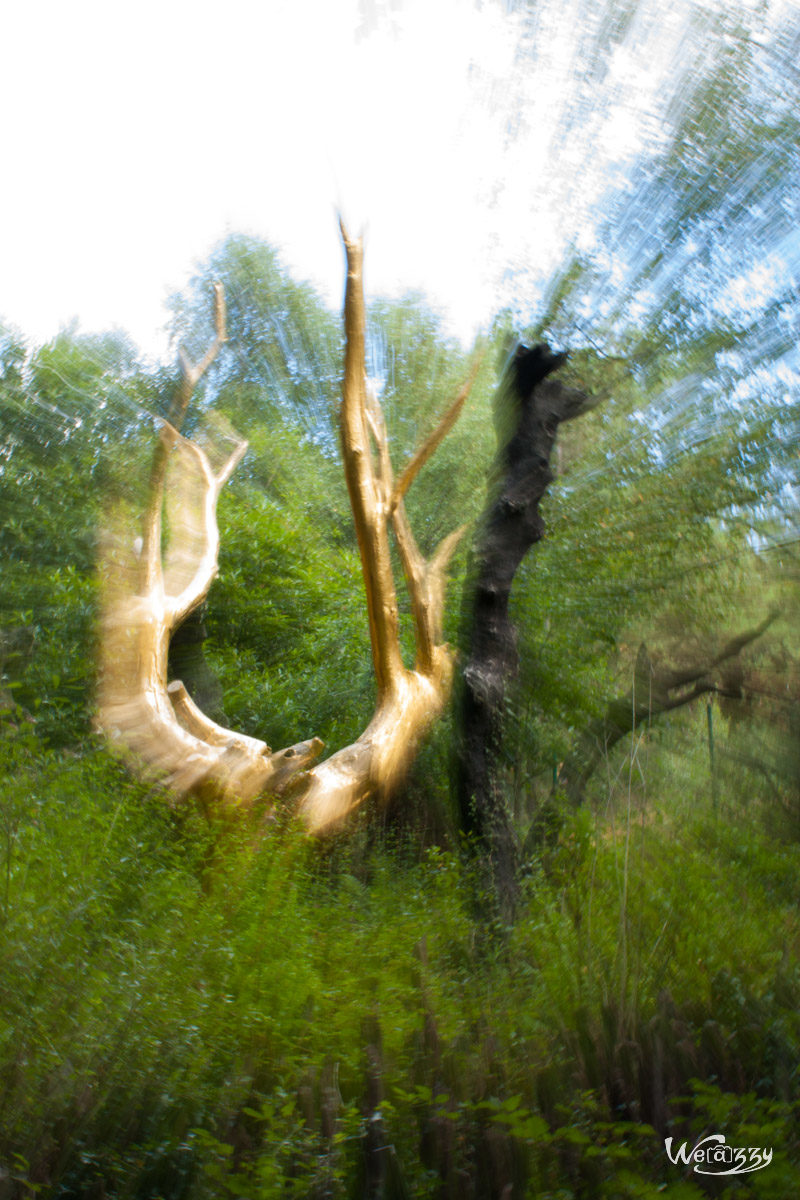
<box><xmin>2</xmin><ymin>727</ymin><xmax>799</xmax><ymax>1197</ymax></box>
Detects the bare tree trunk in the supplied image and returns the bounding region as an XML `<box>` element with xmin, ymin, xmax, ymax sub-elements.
<box><xmin>457</xmin><ymin>345</ymin><xmax>595</xmax><ymax>909</ymax></box>
<box><xmin>96</xmin><ymin>226</ymin><xmax>475</xmax><ymax>834</ymax></box>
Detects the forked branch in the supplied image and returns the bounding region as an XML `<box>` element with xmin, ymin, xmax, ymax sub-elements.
<box><xmin>173</xmin><ymin>282</ymin><xmax>227</xmax><ymax>424</ymax></box>
<box><xmin>339</xmin><ymin>221</ymin><xmax>405</xmax><ymax>697</ymax></box>
<box><xmin>97</xmin><ymin>304</ymin><xmax>320</xmax><ymax>807</ymax></box>
<box><xmin>98</xmin><ymin>229</ymin><xmax>470</xmax><ymax>834</ymax></box>
<box><xmin>140</xmin><ymin>284</ymin><xmax>227</xmax><ymax>594</ymax></box>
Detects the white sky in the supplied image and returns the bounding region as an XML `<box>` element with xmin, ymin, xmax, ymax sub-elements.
<box><xmin>0</xmin><ymin>0</ymin><xmax>776</xmax><ymax>360</ymax></box>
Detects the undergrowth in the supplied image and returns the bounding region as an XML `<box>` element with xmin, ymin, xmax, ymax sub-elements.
<box><xmin>1</xmin><ymin>725</ymin><xmax>799</xmax><ymax>1198</ymax></box>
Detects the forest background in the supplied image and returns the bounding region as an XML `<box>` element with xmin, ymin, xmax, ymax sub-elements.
<box><xmin>1</xmin><ymin>0</ymin><xmax>800</xmax><ymax>1196</ymax></box>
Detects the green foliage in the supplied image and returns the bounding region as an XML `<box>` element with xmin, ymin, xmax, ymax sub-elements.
<box><xmin>166</xmin><ymin>235</ymin><xmax>342</xmax><ymax>446</ymax></box>
<box><xmin>488</xmin><ymin>1</ymin><xmax>800</xmax><ymax>815</ymax></box>
<box><xmin>0</xmin><ymin>325</ymin><xmax>161</xmax><ymax>747</ymax></box>
<box><xmin>2</xmin><ymin>29</ymin><xmax>798</xmax><ymax>1186</ymax></box>
<box><xmin>208</xmin><ymin>480</ymin><xmax>373</xmax><ymax>751</ymax></box>
<box><xmin>2</xmin><ymin>726</ymin><xmax>799</xmax><ymax>1197</ymax></box>
<box><xmin>500</xmin><ymin>339</ymin><xmax>776</xmax><ymax>811</ymax></box>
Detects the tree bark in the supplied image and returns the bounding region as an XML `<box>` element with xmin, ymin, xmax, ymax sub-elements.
<box><xmin>457</xmin><ymin>344</ymin><xmax>596</xmax><ymax>907</ymax></box>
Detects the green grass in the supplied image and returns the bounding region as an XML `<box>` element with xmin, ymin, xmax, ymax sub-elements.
<box><xmin>1</xmin><ymin>725</ymin><xmax>799</xmax><ymax>1198</ymax></box>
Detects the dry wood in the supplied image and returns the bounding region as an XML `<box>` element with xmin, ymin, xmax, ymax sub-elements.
<box><xmin>97</xmin><ymin>226</ymin><xmax>467</xmax><ymax>833</ymax></box>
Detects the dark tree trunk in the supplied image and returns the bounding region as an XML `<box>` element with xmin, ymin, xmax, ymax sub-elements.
<box><xmin>457</xmin><ymin>343</ymin><xmax>595</xmax><ymax>909</ymax></box>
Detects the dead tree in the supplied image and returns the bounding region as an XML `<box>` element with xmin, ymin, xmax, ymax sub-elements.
<box><xmin>457</xmin><ymin>344</ymin><xmax>596</xmax><ymax>904</ymax></box>
<box><xmin>96</xmin><ymin>225</ymin><xmax>475</xmax><ymax>833</ymax></box>
<box><xmin>555</xmin><ymin>611</ymin><xmax>778</xmax><ymax>811</ymax></box>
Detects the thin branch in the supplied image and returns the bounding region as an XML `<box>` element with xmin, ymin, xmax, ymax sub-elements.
<box><xmin>391</xmin><ymin>500</ymin><xmax>434</xmax><ymax>672</ymax></box>
<box><xmin>215</xmin><ymin>438</ymin><xmax>249</xmax><ymax>491</ymax></box>
<box><xmin>431</xmin><ymin>523</ymin><xmax>470</xmax><ymax>573</ymax></box>
<box><xmin>169</xmin><ymin>281</ymin><xmax>228</xmax><ymax>429</ymax></box>
<box><xmin>391</xmin><ymin>352</ymin><xmax>484</xmax><ymax>510</ymax></box>
<box><xmin>364</xmin><ymin>372</ymin><xmax>463</xmax><ymax>672</ymax></box>
<box><xmin>431</xmin><ymin>523</ymin><xmax>467</xmax><ymax>578</ymax></box>
<box><xmin>408</xmin><ymin>522</ymin><xmax>469</xmax><ymax>659</ymax></box>
<box><xmin>364</xmin><ymin>386</ymin><xmax>393</xmax><ymax>507</ymax></box>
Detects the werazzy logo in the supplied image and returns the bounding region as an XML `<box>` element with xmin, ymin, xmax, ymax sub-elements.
<box><xmin>665</xmin><ymin>1134</ymin><xmax>772</xmax><ymax>1176</ymax></box>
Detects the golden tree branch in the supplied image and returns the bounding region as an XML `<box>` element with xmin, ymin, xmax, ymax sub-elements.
<box><xmin>363</xmin><ymin>388</ymin><xmax>393</xmax><ymax>506</ymax></box>
<box><xmin>339</xmin><ymin>220</ymin><xmax>404</xmax><ymax>696</ymax></box>
<box><xmin>391</xmin><ymin>499</ymin><xmax>436</xmax><ymax>672</ymax></box>
<box><xmin>362</xmin><ymin>369</ymin><xmax>464</xmax><ymax>670</ymax></box>
<box><xmin>164</xmin><ymin>435</ymin><xmax>248</xmax><ymax>625</ymax></box>
<box><xmin>141</xmin><ymin>284</ymin><xmax>228</xmax><ymax>591</ymax></box>
<box><xmin>391</xmin><ymin>352</ymin><xmax>483</xmax><ymax>510</ymax></box>
<box><xmin>426</xmin><ymin>523</ymin><xmax>468</xmax><ymax>641</ymax></box>
<box><xmin>363</xmin><ymin>360</ymin><xmax>465</xmax><ymax>672</ymax></box>
<box><xmin>99</xmin><ymin>240</ymin><xmax>466</xmax><ymax>835</ymax></box>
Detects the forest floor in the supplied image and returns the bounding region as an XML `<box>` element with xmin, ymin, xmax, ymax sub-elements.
<box><xmin>1</xmin><ymin>728</ymin><xmax>799</xmax><ymax>1198</ymax></box>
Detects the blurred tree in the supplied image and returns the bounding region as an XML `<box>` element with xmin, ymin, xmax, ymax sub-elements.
<box><xmin>166</xmin><ymin>234</ymin><xmax>342</xmax><ymax>447</ymax></box>
<box><xmin>456</xmin><ymin>343</ymin><xmax>595</xmax><ymax>910</ymax></box>
<box><xmin>95</xmin><ymin>229</ymin><xmax>483</xmax><ymax>832</ymax></box>
<box><xmin>0</xmin><ymin>324</ymin><xmax>158</xmax><ymax>742</ymax></box>
<box><xmin>489</xmin><ymin>2</ymin><xmax>800</xmax><ymax>835</ymax></box>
